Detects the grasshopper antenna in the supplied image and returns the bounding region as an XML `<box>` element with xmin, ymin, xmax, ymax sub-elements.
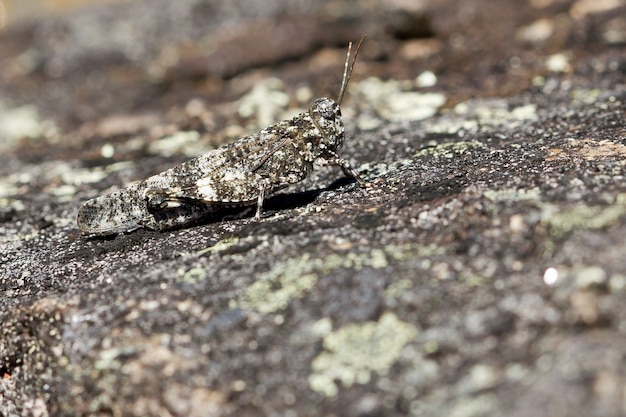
<box><xmin>337</xmin><ymin>34</ymin><xmax>366</xmax><ymax>106</ymax></box>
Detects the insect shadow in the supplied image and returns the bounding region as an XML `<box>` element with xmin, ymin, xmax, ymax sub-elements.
<box><xmin>263</xmin><ymin>175</ymin><xmax>358</xmax><ymax>212</ymax></box>
<box><xmin>263</xmin><ymin>188</ymin><xmax>323</xmax><ymax>213</ymax></box>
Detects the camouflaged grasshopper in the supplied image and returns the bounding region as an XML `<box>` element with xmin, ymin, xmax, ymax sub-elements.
<box><xmin>77</xmin><ymin>35</ymin><xmax>366</xmax><ymax>235</ymax></box>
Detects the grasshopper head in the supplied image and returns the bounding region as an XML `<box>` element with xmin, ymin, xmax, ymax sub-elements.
<box><xmin>309</xmin><ymin>97</ymin><xmax>344</xmax><ymax>154</ymax></box>
<box><xmin>307</xmin><ymin>35</ymin><xmax>365</xmax><ymax>158</ymax></box>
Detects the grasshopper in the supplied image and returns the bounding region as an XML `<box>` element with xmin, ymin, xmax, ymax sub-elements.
<box><xmin>77</xmin><ymin>35</ymin><xmax>366</xmax><ymax>235</ymax></box>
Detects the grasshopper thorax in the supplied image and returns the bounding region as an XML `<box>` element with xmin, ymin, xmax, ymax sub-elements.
<box><xmin>309</xmin><ymin>97</ymin><xmax>344</xmax><ymax>154</ymax></box>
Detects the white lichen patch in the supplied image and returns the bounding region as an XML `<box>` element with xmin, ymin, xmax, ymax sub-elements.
<box><xmin>0</xmin><ymin>223</ymin><xmax>39</xmax><ymax>244</ymax></box>
<box><xmin>570</xmin><ymin>0</ymin><xmax>624</xmax><ymax>19</ymax></box>
<box><xmin>455</xmin><ymin>99</ymin><xmax>538</xmax><ymax>125</ymax></box>
<box><xmin>414</xmin><ymin>139</ymin><xmax>486</xmax><ymax>159</ymax></box>
<box><xmin>354</xmin><ymin>77</ymin><xmax>446</xmax><ymax>128</ymax></box>
<box><xmin>308</xmin><ymin>312</ymin><xmax>418</xmax><ymax>397</ymax></box>
<box><xmin>101</xmin><ymin>143</ymin><xmax>115</xmax><ymax>158</ymax></box>
<box><xmin>0</xmin><ymin>102</ymin><xmax>57</xmax><ymax>147</ymax></box>
<box><xmin>62</xmin><ymin>168</ymin><xmax>109</xmax><ymax>186</ymax></box>
<box><xmin>237</xmin><ymin>77</ymin><xmax>290</xmax><ymax>128</ymax></box>
<box><xmin>0</xmin><ymin>197</ymin><xmax>25</xmax><ymax>212</ymax></box>
<box><xmin>570</xmin><ymin>88</ymin><xmax>604</xmax><ymax>106</ymax></box>
<box><xmin>424</xmin><ymin>98</ymin><xmax>538</xmax><ymax>135</ymax></box>
<box><xmin>422</xmin><ymin>116</ymin><xmax>479</xmax><ymax>135</ymax></box>
<box><xmin>0</xmin><ymin>176</ymin><xmax>20</xmax><ymax>199</ymax></box>
<box><xmin>416</xmin><ymin>70</ymin><xmax>438</xmax><ymax>88</ymax></box>
<box><xmin>483</xmin><ymin>187</ymin><xmax>542</xmax><ymax>202</ymax></box>
<box><xmin>545</xmin><ymin>53</ymin><xmax>571</xmax><ymax>73</ymax></box>
<box><xmin>49</xmin><ymin>160</ymin><xmax>132</xmax><ymax>188</ymax></box>
<box><xmin>49</xmin><ymin>184</ymin><xmax>78</xmax><ymax>202</ymax></box>
<box><xmin>0</xmin><ymin>174</ymin><xmax>28</xmax><ymax>221</ymax></box>
<box><xmin>147</xmin><ymin>131</ymin><xmax>203</xmax><ymax>157</ymax></box>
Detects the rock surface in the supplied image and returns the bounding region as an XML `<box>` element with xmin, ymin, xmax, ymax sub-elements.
<box><xmin>1</xmin><ymin>0</ymin><xmax>626</xmax><ymax>416</ymax></box>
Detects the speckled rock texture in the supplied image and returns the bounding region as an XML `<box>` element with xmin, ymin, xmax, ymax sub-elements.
<box><xmin>1</xmin><ymin>0</ymin><xmax>626</xmax><ymax>416</ymax></box>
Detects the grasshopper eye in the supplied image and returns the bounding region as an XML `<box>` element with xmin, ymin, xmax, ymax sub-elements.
<box><xmin>319</xmin><ymin>99</ymin><xmax>338</xmax><ymax>120</ymax></box>
<box><xmin>309</xmin><ymin>98</ymin><xmax>341</xmax><ymax>127</ymax></box>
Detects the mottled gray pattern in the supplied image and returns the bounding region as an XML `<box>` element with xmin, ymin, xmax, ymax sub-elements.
<box><xmin>76</xmin><ymin>97</ymin><xmax>362</xmax><ymax>235</ymax></box>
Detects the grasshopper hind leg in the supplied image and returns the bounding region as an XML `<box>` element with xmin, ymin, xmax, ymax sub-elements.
<box><xmin>142</xmin><ymin>187</ymin><xmax>218</xmax><ymax>231</ymax></box>
<box><xmin>142</xmin><ymin>187</ymin><xmax>259</xmax><ymax>231</ymax></box>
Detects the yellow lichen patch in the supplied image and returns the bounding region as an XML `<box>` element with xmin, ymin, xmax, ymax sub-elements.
<box><xmin>232</xmin><ymin>244</ymin><xmax>443</xmax><ymax>314</ymax></box>
<box><xmin>196</xmin><ymin>237</ymin><xmax>240</xmax><ymax>256</ymax></box>
<box><xmin>232</xmin><ymin>254</ymin><xmax>321</xmax><ymax>314</ymax></box>
<box><xmin>384</xmin><ymin>278</ymin><xmax>413</xmax><ymax>299</ymax></box>
<box><xmin>308</xmin><ymin>312</ymin><xmax>418</xmax><ymax>397</ymax></box>
<box><xmin>541</xmin><ymin>193</ymin><xmax>626</xmax><ymax>237</ymax></box>
<box><xmin>179</xmin><ymin>267</ymin><xmax>207</xmax><ymax>284</ymax></box>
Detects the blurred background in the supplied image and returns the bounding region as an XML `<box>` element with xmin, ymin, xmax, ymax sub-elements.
<box><xmin>1</xmin><ymin>0</ymin><xmax>124</xmax><ymax>26</ymax></box>
<box><xmin>0</xmin><ymin>0</ymin><xmax>623</xmax><ymax>148</ymax></box>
